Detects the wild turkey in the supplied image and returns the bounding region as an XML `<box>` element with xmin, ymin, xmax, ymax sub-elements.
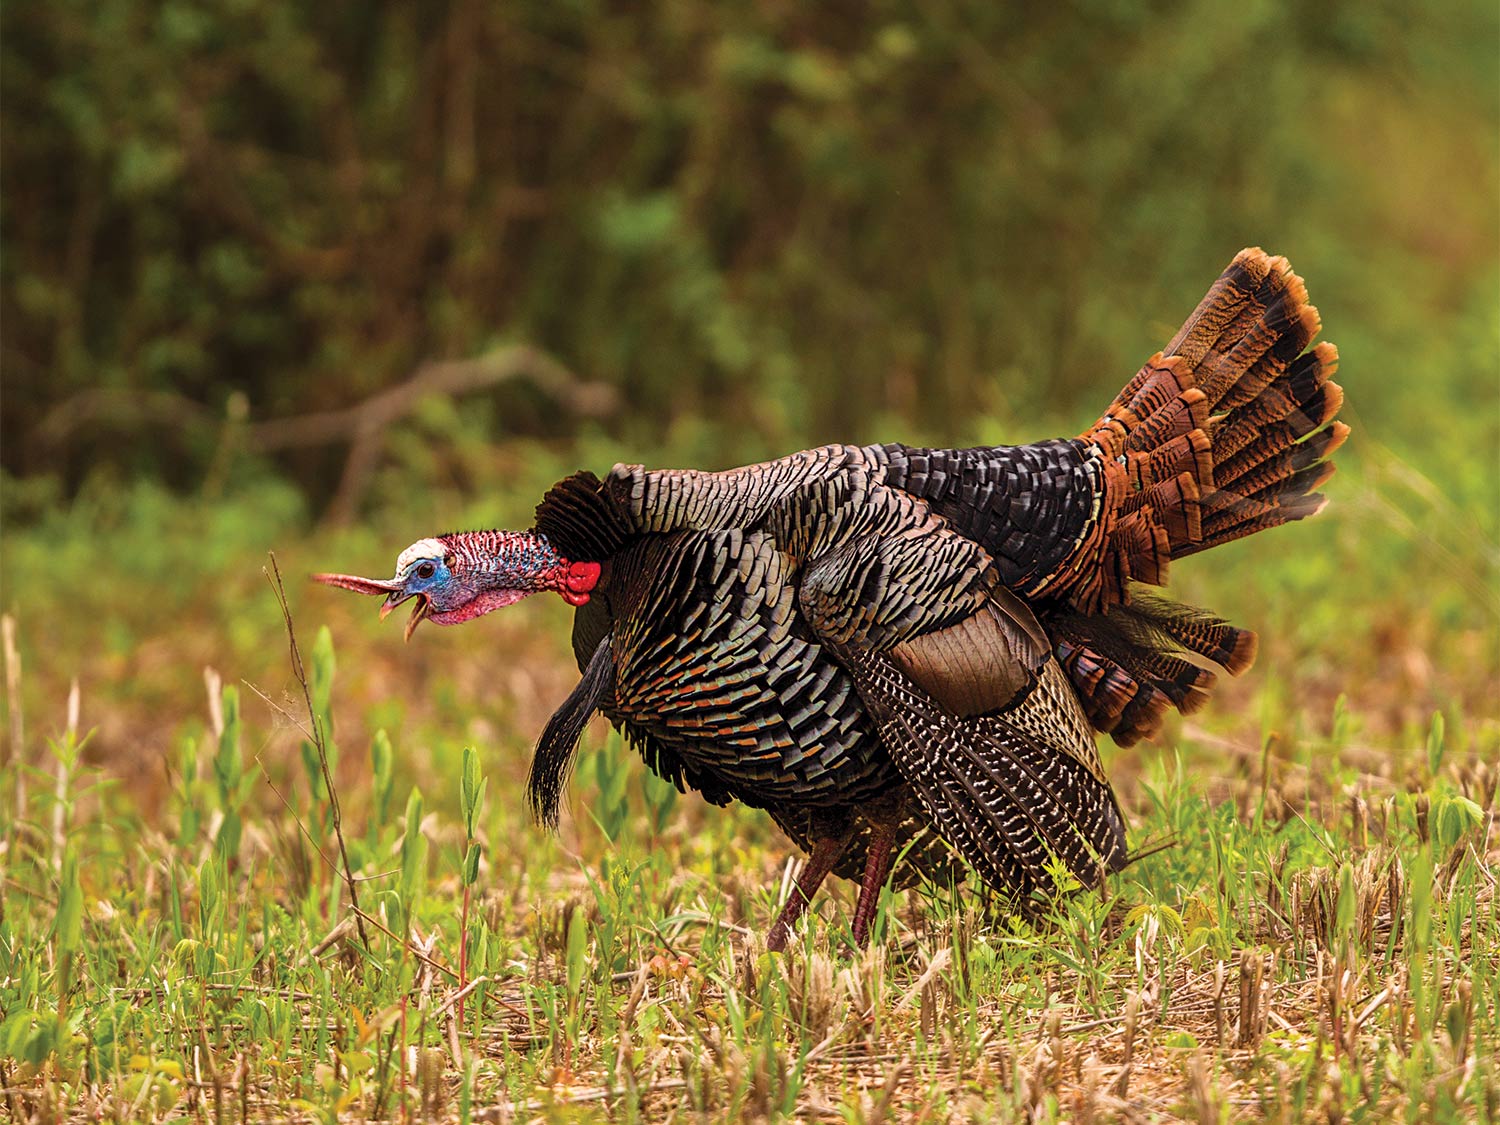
<box><xmin>318</xmin><ymin>248</ymin><xmax>1347</xmax><ymax>950</ymax></box>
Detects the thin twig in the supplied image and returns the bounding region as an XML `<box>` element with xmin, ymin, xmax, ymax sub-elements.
<box><xmin>434</xmin><ymin>975</ymin><xmax>490</xmax><ymax>1020</ymax></box>
<box><xmin>660</xmin><ymin>911</ymin><xmax>755</xmax><ymax>940</ymax></box>
<box><xmin>517</xmin><ymin>1079</ymin><xmax>690</xmax><ymax>1110</ymax></box>
<box><xmin>3</xmin><ymin>616</ymin><xmax>24</xmax><ymax>831</ymax></box>
<box><xmin>352</xmin><ymin>910</ymin><xmax>454</xmax><ymax>982</ymax></box>
<box><xmin>311</xmin><ymin>917</ymin><xmax>358</xmax><ymax>958</ymax></box>
<box><xmin>263</xmin><ymin>553</ymin><xmax>369</xmax><ymax>948</ymax></box>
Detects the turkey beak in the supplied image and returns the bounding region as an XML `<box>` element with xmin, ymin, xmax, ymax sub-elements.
<box><xmin>402</xmin><ymin>596</ymin><xmax>431</xmax><ymax>641</ymax></box>
<box><xmin>311</xmin><ymin>570</ymin><xmax>427</xmax><ymax>639</ymax></box>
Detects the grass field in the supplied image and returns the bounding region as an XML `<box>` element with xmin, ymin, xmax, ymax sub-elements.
<box><xmin>4</xmin><ymin>0</ymin><xmax>1497</xmax><ymax>1116</ymax></box>
<box><xmin>3</xmin><ymin>254</ymin><xmax>1499</xmax><ymax>1122</ymax></box>
<box><xmin>3</xmin><ymin>413</ymin><xmax>1498</xmax><ymax>1123</ymax></box>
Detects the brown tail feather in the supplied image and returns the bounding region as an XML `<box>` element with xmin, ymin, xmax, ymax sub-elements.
<box><xmin>1162</xmin><ymin>248</ymin><xmax>1276</xmax><ymax>365</ymax></box>
<box><xmin>1120</xmin><ymin>595</ymin><xmax>1258</xmax><ymax>675</ymax></box>
<box><xmin>1042</xmin><ymin>248</ymin><xmax>1342</xmax><ymax>742</ymax></box>
<box><xmin>1212</xmin><ymin>343</ymin><xmax>1342</xmax><ymax>463</ymax></box>
<box><xmin>1074</xmin><ymin>250</ymin><xmax>1344</xmax><ymax>587</ymax></box>
<box><xmin>1052</xmin><ymin>596</ymin><xmax>1244</xmax><ymax>746</ymax></box>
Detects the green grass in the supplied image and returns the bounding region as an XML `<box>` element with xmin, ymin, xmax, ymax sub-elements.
<box><xmin>2</xmin><ymin>270</ymin><xmax>1497</xmax><ymax>1119</ymax></box>
<box><xmin>3</xmin><ymin>2</ymin><xmax>1496</xmax><ymax>1110</ymax></box>
<box><xmin>1</xmin><ymin>462</ymin><xmax>1497</xmax><ymax>1122</ymax></box>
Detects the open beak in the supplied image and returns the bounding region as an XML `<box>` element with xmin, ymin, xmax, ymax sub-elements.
<box><xmin>400</xmin><ymin>595</ymin><xmax>431</xmax><ymax>641</ymax></box>
<box><xmin>313</xmin><ymin>571</ymin><xmax>429</xmax><ymax>642</ymax></box>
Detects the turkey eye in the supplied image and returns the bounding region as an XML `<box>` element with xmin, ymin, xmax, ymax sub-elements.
<box><xmin>415</xmin><ymin>562</ymin><xmax>436</xmax><ymax>580</ymax></box>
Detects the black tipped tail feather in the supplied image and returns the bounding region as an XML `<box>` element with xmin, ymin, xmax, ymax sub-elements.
<box><xmin>1038</xmin><ymin>248</ymin><xmax>1346</xmax><ymax>746</ymax></box>
<box><xmin>1049</xmin><ymin>591</ymin><xmax>1259</xmax><ymax>747</ymax></box>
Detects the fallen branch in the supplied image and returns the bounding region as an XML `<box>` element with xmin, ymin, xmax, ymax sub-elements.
<box><xmin>33</xmin><ymin>344</ymin><xmax>618</xmax><ymax>522</ymax></box>
<box><xmin>245</xmin><ymin>347</ymin><xmax>615</xmax><ymax>452</ymax></box>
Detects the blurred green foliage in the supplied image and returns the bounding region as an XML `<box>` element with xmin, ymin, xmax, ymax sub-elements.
<box><xmin>3</xmin><ymin>0</ymin><xmax>1495</xmax><ymax>513</ymax></box>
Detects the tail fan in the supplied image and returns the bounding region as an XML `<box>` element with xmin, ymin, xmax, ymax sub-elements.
<box><xmin>1066</xmin><ymin>249</ymin><xmax>1349</xmax><ymax>607</ymax></box>
<box><xmin>1040</xmin><ymin>249</ymin><xmax>1346</xmax><ymax>742</ymax></box>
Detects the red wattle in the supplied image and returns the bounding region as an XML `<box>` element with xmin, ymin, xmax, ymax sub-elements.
<box><xmin>548</xmin><ymin>559</ymin><xmax>600</xmax><ymax>606</ymax></box>
<box><xmin>563</xmin><ymin>561</ymin><xmax>601</xmax><ymax>594</ymax></box>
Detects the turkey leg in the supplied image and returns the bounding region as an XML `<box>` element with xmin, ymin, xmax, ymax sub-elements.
<box><xmin>851</xmin><ymin>820</ymin><xmax>898</xmax><ymax>947</ymax></box>
<box><xmin>766</xmin><ymin>835</ymin><xmax>846</xmax><ymax>952</ymax></box>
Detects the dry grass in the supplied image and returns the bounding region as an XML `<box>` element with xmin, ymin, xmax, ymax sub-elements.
<box><xmin>1</xmin><ymin>433</ymin><xmax>1496</xmax><ymax>1122</ymax></box>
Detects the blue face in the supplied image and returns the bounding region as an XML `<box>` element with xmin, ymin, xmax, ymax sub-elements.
<box><xmin>401</xmin><ymin>555</ymin><xmax>449</xmax><ymax>595</ymax></box>
<box><xmin>387</xmin><ymin>537</ymin><xmax>462</xmax><ymax>615</ymax></box>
